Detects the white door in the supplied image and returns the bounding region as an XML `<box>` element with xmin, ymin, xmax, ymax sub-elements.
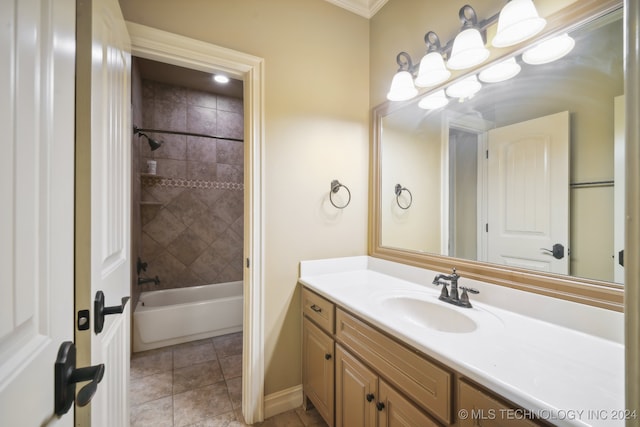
<box><xmin>487</xmin><ymin>111</ymin><xmax>570</xmax><ymax>274</ymax></box>
<box><xmin>76</xmin><ymin>0</ymin><xmax>132</xmax><ymax>425</ymax></box>
<box><xmin>0</xmin><ymin>0</ymin><xmax>76</xmax><ymax>425</ymax></box>
<box><xmin>614</xmin><ymin>96</ymin><xmax>625</xmax><ymax>283</ymax></box>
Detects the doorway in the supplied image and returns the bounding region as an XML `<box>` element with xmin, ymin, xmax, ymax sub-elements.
<box><xmin>127</xmin><ymin>22</ymin><xmax>265</xmax><ymax>424</ymax></box>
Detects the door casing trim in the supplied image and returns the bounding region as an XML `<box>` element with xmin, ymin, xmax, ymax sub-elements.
<box><xmin>126</xmin><ymin>21</ymin><xmax>266</xmax><ymax>424</ymax></box>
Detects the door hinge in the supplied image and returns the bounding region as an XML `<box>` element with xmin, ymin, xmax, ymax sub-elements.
<box><xmin>246</xmin><ymin>258</ymin><xmax>250</xmax><ymax>268</ymax></box>
<box><xmin>485</xmin><ymin>223</ymin><xmax>488</xmax><ymax>232</ymax></box>
<box><xmin>486</xmin><ymin>150</ymin><xmax>489</xmax><ymax>159</ymax></box>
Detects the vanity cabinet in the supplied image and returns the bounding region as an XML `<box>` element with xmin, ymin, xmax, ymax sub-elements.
<box><xmin>302</xmin><ymin>289</ymin><xmax>336</xmax><ymax>426</ymax></box>
<box><xmin>457</xmin><ymin>379</ymin><xmax>543</xmax><ymax>427</ymax></box>
<box><xmin>335</xmin><ymin>344</ymin><xmax>439</xmax><ymax>427</ymax></box>
<box><xmin>302</xmin><ymin>286</ymin><xmax>547</xmax><ymax>427</ymax></box>
<box><xmin>335</xmin><ymin>308</ymin><xmax>451</xmax><ymax>425</ymax></box>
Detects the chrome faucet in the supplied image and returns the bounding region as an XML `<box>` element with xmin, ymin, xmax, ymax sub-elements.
<box><xmin>432</xmin><ymin>268</ymin><xmax>479</xmax><ymax>308</ymax></box>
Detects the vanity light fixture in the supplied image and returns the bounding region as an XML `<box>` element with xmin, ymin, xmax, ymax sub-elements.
<box><xmin>447</xmin><ymin>5</ymin><xmax>490</xmax><ymax>71</ymax></box>
<box><xmin>445</xmin><ymin>74</ymin><xmax>482</xmax><ymax>100</ymax></box>
<box><xmin>492</xmin><ymin>0</ymin><xmax>546</xmax><ymax>48</ymax></box>
<box><xmin>522</xmin><ymin>33</ymin><xmax>575</xmax><ymax>64</ymax></box>
<box><xmin>415</xmin><ymin>32</ymin><xmax>451</xmax><ymax>88</ymax></box>
<box><xmin>418</xmin><ymin>90</ymin><xmax>449</xmax><ymax>110</ymax></box>
<box><xmin>386</xmin><ymin>52</ymin><xmax>419</xmax><ymax>101</ymax></box>
<box><xmin>478</xmin><ymin>57</ymin><xmax>522</xmax><ymax>83</ymax></box>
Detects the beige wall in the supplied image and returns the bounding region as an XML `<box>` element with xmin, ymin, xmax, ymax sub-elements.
<box><xmin>119</xmin><ymin>0</ymin><xmax>369</xmax><ymax>395</ymax></box>
<box><xmin>381</xmin><ymin>125</ymin><xmax>441</xmax><ymax>253</ymax></box>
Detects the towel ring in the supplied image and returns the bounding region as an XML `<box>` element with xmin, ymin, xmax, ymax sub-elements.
<box><xmin>330</xmin><ymin>180</ymin><xmax>351</xmax><ymax>209</ymax></box>
<box><xmin>395</xmin><ymin>184</ymin><xmax>413</xmax><ymax>210</ymax></box>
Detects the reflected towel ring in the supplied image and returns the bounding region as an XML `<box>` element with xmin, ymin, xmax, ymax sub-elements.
<box><xmin>330</xmin><ymin>180</ymin><xmax>351</xmax><ymax>209</ymax></box>
<box><xmin>395</xmin><ymin>184</ymin><xmax>413</xmax><ymax>209</ymax></box>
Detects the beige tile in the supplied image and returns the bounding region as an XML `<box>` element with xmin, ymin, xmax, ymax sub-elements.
<box><xmin>174</xmin><ymin>382</ymin><xmax>233</xmax><ymax>427</ymax></box>
<box><xmin>257</xmin><ymin>410</ymin><xmax>305</xmax><ymax>427</ymax></box>
<box><xmin>131</xmin><ymin>348</ymin><xmax>173</xmax><ymax>379</ymax></box>
<box><xmin>174</xmin><ymin>360</ymin><xmax>224</xmax><ymax>394</ymax></box>
<box><xmin>225</xmin><ymin>376</ymin><xmax>242</xmax><ymax>409</ymax></box>
<box><xmin>130</xmin><ymin>371</ymin><xmax>173</xmax><ymax>406</ymax></box>
<box><xmin>219</xmin><ymin>354</ymin><xmax>242</xmax><ymax>380</ymax></box>
<box><xmin>295</xmin><ymin>407</ymin><xmax>328</xmax><ymax>427</ymax></box>
<box><xmin>183</xmin><ymin>410</ymin><xmax>244</xmax><ymax>426</ymax></box>
<box><xmin>130</xmin><ymin>396</ymin><xmax>173</xmax><ymax>427</ymax></box>
<box><xmin>213</xmin><ymin>332</ymin><xmax>243</xmax><ymax>358</ymax></box>
<box><xmin>173</xmin><ymin>340</ymin><xmax>216</xmax><ymax>369</ymax></box>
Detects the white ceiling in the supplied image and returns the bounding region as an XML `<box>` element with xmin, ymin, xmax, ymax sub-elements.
<box><xmin>323</xmin><ymin>0</ymin><xmax>389</xmax><ymax>18</ymax></box>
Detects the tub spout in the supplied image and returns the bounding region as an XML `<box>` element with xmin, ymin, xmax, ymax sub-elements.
<box><xmin>138</xmin><ymin>276</ymin><xmax>160</xmax><ymax>286</ymax></box>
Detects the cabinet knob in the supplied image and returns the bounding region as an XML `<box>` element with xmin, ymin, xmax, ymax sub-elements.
<box><xmin>325</xmin><ymin>353</ymin><xmax>332</xmax><ymax>360</ymax></box>
<box><xmin>376</xmin><ymin>402</ymin><xmax>385</xmax><ymax>411</ymax></box>
<box><xmin>366</xmin><ymin>393</ymin><xmax>375</xmax><ymax>402</ymax></box>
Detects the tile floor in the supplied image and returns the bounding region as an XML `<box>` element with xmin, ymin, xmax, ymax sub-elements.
<box><xmin>130</xmin><ymin>332</ymin><xmax>328</xmax><ymax>427</ymax></box>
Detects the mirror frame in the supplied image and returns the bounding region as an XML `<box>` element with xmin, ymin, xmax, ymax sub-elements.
<box><xmin>369</xmin><ymin>0</ymin><xmax>624</xmax><ymax>312</ymax></box>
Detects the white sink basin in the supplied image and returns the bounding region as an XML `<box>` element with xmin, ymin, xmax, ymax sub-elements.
<box><xmin>381</xmin><ymin>296</ymin><xmax>477</xmax><ymax>333</ymax></box>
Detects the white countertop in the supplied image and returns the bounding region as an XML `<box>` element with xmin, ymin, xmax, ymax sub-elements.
<box><xmin>299</xmin><ymin>257</ymin><xmax>626</xmax><ymax>427</ymax></box>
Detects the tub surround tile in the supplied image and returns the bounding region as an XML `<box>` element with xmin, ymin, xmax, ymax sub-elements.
<box><xmin>137</xmin><ymin>80</ymin><xmax>244</xmax><ymax>293</ymax></box>
<box><xmin>187</xmin><ymin>105</ymin><xmax>217</xmax><ymax>136</ymax></box>
<box><xmin>131</xmin><ymin>396</ymin><xmax>174</xmax><ymax>427</ymax></box>
<box><xmin>216</xmin><ymin>110</ymin><xmax>243</xmax><ymax>141</ymax></box>
<box><xmin>173</xmin><ymin>361</ymin><xmax>224</xmax><ymax>394</ymax></box>
<box><xmin>156</xmin><ymin>158</ymin><xmax>188</xmax><ymax>179</ymax></box>
<box><xmin>151</xmin><ymin>134</ymin><xmax>188</xmax><ymax>161</ymax></box>
<box><xmin>153</xmin><ymin>100</ymin><xmax>187</xmax><ymax>131</ymax></box>
<box><xmin>216</xmin><ymin>97</ymin><xmax>243</xmax><ymax>115</ymax></box>
<box><xmin>144</xmin><ymin>209</ymin><xmax>187</xmax><ymax>247</ymax></box>
<box><xmin>187</xmin><ymin>136</ymin><xmax>217</xmax><ymax>163</ymax></box>
<box><xmin>216</xmin><ymin>164</ymin><xmax>243</xmax><ymax>184</ymax></box>
<box><xmin>166</xmin><ymin>191</ymin><xmax>208</xmax><ymax>228</ymax></box>
<box><xmin>187</xmin><ymin>161</ymin><xmax>218</xmax><ymax>181</ymax></box>
<box><xmin>173</xmin><ymin>341</ymin><xmax>216</xmax><ymax>369</ymax></box>
<box><xmin>216</xmin><ymin>140</ymin><xmax>243</xmax><ymax>166</ymax></box>
<box><xmin>174</xmin><ymin>267</ymin><xmax>206</xmax><ymax>289</ymax></box>
<box><xmin>167</xmin><ymin>228</ymin><xmax>210</xmax><ymax>266</ymax></box>
<box><xmin>173</xmin><ymin>382</ymin><xmax>233</xmax><ymax>426</ymax></box>
<box><xmin>187</xmin><ymin>89</ymin><xmax>218</xmax><ymax>109</ymax></box>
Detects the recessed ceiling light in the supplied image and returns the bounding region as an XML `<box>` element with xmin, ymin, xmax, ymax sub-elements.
<box><xmin>214</xmin><ymin>74</ymin><xmax>230</xmax><ymax>84</ymax></box>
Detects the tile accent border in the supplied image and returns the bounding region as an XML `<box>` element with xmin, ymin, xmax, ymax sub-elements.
<box><xmin>142</xmin><ymin>175</ymin><xmax>244</xmax><ymax>190</ymax></box>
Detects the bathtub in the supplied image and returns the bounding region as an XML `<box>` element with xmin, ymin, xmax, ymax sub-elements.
<box><xmin>133</xmin><ymin>281</ymin><xmax>243</xmax><ymax>352</ymax></box>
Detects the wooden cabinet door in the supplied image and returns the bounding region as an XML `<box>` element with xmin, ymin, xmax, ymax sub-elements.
<box><xmin>303</xmin><ymin>318</ymin><xmax>335</xmax><ymax>426</ymax></box>
<box><xmin>335</xmin><ymin>345</ymin><xmax>378</xmax><ymax>427</ymax></box>
<box><xmin>378</xmin><ymin>380</ymin><xmax>441</xmax><ymax>427</ymax></box>
<box><xmin>458</xmin><ymin>380</ymin><xmax>541</xmax><ymax>427</ymax></box>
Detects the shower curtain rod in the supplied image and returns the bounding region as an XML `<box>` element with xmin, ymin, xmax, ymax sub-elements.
<box><xmin>135</xmin><ymin>127</ymin><xmax>244</xmax><ymax>143</ymax></box>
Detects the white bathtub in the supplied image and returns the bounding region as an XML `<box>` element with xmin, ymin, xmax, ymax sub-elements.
<box><xmin>133</xmin><ymin>281</ymin><xmax>243</xmax><ymax>352</ymax></box>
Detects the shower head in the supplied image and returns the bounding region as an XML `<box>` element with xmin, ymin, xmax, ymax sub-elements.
<box><xmin>133</xmin><ymin>126</ymin><xmax>164</xmax><ymax>151</ymax></box>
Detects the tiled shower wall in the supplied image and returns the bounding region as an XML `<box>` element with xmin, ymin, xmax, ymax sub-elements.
<box><xmin>134</xmin><ymin>76</ymin><xmax>244</xmax><ymax>298</ymax></box>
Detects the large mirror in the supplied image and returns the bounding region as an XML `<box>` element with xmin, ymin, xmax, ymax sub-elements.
<box><xmin>372</xmin><ymin>0</ymin><xmax>624</xmax><ymax>310</ymax></box>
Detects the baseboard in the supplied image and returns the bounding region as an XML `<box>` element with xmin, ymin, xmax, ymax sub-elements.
<box><xmin>264</xmin><ymin>384</ymin><xmax>303</xmax><ymax>419</ymax></box>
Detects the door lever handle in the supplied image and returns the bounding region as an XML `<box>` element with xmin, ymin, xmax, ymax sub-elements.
<box><xmin>55</xmin><ymin>341</ymin><xmax>105</xmax><ymax>415</ymax></box>
<box><xmin>94</xmin><ymin>291</ymin><xmax>130</xmax><ymax>334</ymax></box>
<box><xmin>540</xmin><ymin>243</ymin><xmax>565</xmax><ymax>260</ymax></box>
